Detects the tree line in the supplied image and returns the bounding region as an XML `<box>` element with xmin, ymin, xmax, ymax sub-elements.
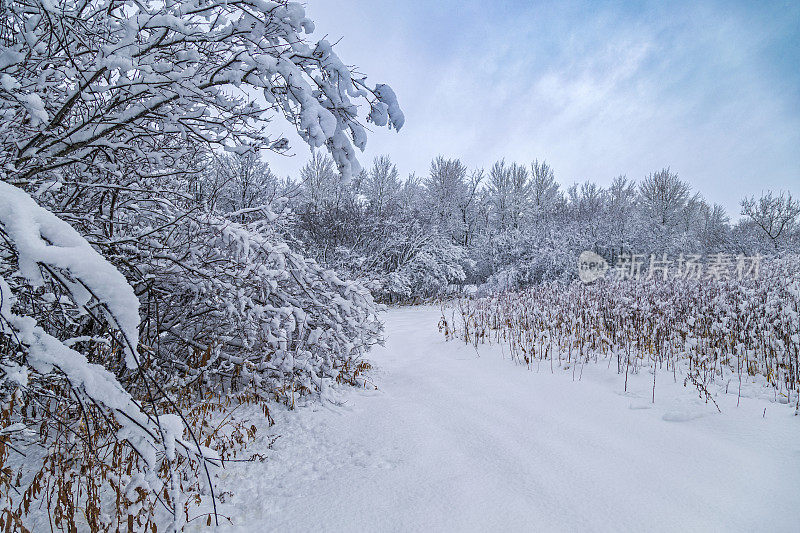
<box><xmin>206</xmin><ymin>151</ymin><xmax>800</xmax><ymax>300</ymax></box>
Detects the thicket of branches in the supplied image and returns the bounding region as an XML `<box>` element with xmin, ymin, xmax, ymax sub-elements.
<box><xmin>0</xmin><ymin>0</ymin><xmax>401</xmax><ymax>530</ymax></box>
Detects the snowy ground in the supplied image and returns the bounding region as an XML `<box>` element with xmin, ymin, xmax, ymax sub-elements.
<box><xmin>199</xmin><ymin>306</ymin><xmax>800</xmax><ymax>532</ymax></box>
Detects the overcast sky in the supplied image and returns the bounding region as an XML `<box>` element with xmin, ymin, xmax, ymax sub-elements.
<box><xmin>265</xmin><ymin>0</ymin><xmax>800</xmax><ymax>214</ymax></box>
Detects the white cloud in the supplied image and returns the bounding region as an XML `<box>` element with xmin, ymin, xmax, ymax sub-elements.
<box><xmin>264</xmin><ymin>1</ymin><xmax>799</xmax><ymax>213</ymax></box>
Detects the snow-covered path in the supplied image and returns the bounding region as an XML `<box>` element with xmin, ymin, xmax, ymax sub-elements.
<box><xmin>208</xmin><ymin>307</ymin><xmax>800</xmax><ymax>532</ymax></box>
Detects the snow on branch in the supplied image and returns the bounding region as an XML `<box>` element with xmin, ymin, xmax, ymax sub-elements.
<box><xmin>0</xmin><ymin>0</ymin><xmax>403</xmax><ymax>183</ymax></box>
<box><xmin>0</xmin><ymin>181</ymin><xmax>141</xmax><ymax>368</ymax></box>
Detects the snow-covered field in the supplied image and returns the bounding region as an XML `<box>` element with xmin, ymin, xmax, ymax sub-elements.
<box><xmin>202</xmin><ymin>306</ymin><xmax>800</xmax><ymax>532</ymax></box>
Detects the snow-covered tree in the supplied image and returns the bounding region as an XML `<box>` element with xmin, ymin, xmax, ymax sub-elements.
<box><xmin>204</xmin><ymin>152</ymin><xmax>280</xmax><ymax>218</ymax></box>
<box><xmin>424</xmin><ymin>157</ymin><xmax>482</xmax><ymax>247</ymax></box>
<box><xmin>486</xmin><ymin>160</ymin><xmax>530</xmax><ymax>231</ymax></box>
<box><xmin>529</xmin><ymin>159</ymin><xmax>562</xmax><ymax>221</ymax></box>
<box><xmin>695</xmin><ymin>202</ymin><xmax>730</xmax><ymax>254</ymax></box>
<box><xmin>363</xmin><ymin>155</ymin><xmax>402</xmax><ymax>216</ymax></box>
<box><xmin>605</xmin><ymin>175</ymin><xmax>638</xmax><ymax>260</ymax></box>
<box><xmin>637</xmin><ymin>168</ymin><xmax>696</xmax><ymax>252</ymax></box>
<box><xmin>567</xmin><ymin>181</ymin><xmax>606</xmax><ymax>253</ymax></box>
<box><xmin>741</xmin><ymin>191</ymin><xmax>800</xmax><ymax>251</ymax></box>
<box><xmin>299</xmin><ymin>151</ymin><xmax>344</xmax><ymax>210</ymax></box>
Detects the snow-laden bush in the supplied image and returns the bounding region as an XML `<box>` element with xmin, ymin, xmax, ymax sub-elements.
<box><xmin>0</xmin><ymin>183</ymin><xmax>217</xmax><ymax>531</ymax></box>
<box><xmin>478</xmin><ymin>237</ymin><xmax>578</xmax><ymax>294</ymax></box>
<box><xmin>0</xmin><ymin>0</ymin><xmax>399</xmax><ymax>529</ymax></box>
<box><xmin>310</xmin><ymin>226</ymin><xmax>468</xmax><ymax>304</ymax></box>
<box><xmin>130</xmin><ymin>203</ymin><xmax>383</xmax><ymax>403</ymax></box>
<box><xmin>288</xmin><ymin>165</ymin><xmax>471</xmax><ymax>304</ymax></box>
<box><xmin>366</xmin><ymin>234</ymin><xmax>468</xmax><ymax>303</ymax></box>
<box><xmin>0</xmin><ymin>175</ymin><xmax>383</xmax><ymax>530</ymax></box>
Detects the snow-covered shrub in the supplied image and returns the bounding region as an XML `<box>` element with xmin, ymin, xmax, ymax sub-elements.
<box><xmin>131</xmin><ymin>204</ymin><xmax>383</xmax><ymax>404</ymax></box>
<box><xmin>0</xmin><ymin>183</ymin><xmax>217</xmax><ymax>531</ymax></box>
<box><xmin>1</xmin><ymin>0</ymin><xmax>400</xmax><ymax>528</ymax></box>
<box><xmin>480</xmin><ymin>251</ymin><xmax>576</xmax><ymax>294</ymax></box>
<box><xmin>289</xmin><ymin>158</ymin><xmax>472</xmax><ymax>304</ymax></box>
<box><xmin>369</xmin><ymin>236</ymin><xmax>468</xmax><ymax>303</ymax></box>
